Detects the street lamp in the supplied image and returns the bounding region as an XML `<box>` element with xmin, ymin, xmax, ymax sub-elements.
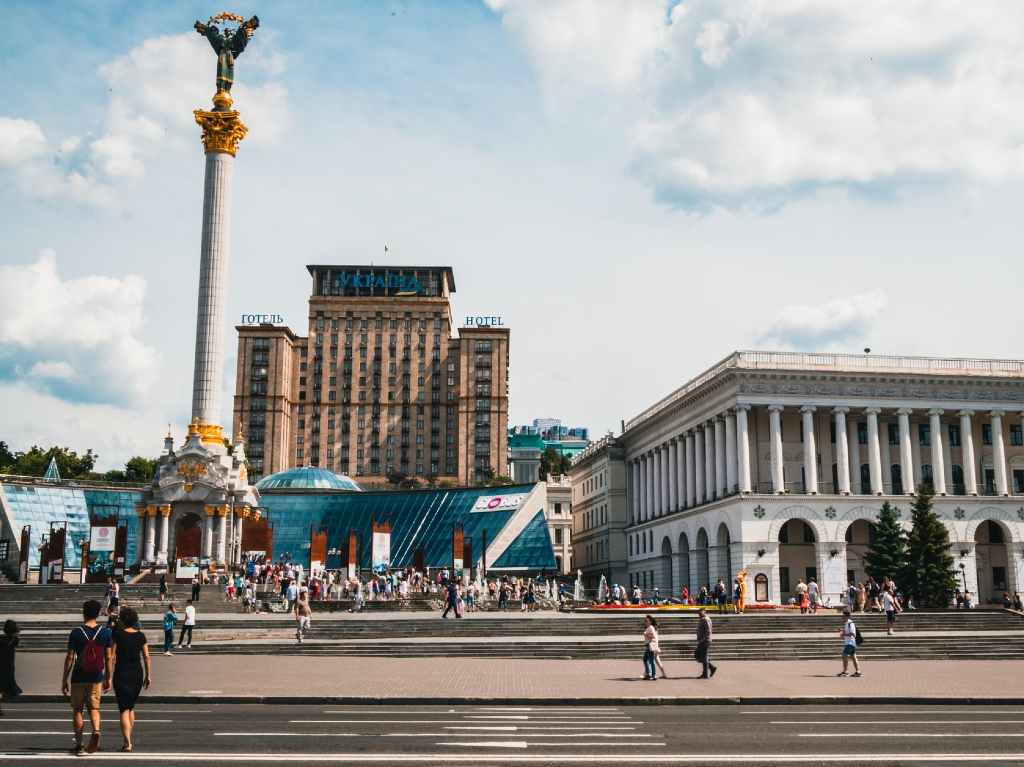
<box><xmin>958</xmin><ymin>562</ymin><xmax>968</xmax><ymax>592</ymax></box>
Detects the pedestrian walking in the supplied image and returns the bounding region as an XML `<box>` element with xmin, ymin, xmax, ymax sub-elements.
<box><xmin>696</xmin><ymin>608</ymin><xmax>717</xmax><ymax>679</ymax></box>
<box><xmin>0</xmin><ymin>619</ymin><xmax>22</xmax><ymax>716</ymax></box>
<box><xmin>158</xmin><ymin>574</ymin><xmax>167</xmax><ymax>603</ymax></box>
<box><xmin>838</xmin><ymin>608</ymin><xmax>862</xmax><ymax>677</ymax></box>
<box><xmin>808</xmin><ymin>578</ymin><xmax>820</xmax><ymax>614</ymax></box>
<box><xmin>295</xmin><ymin>587</ymin><xmax>312</xmax><ymax>643</ymax></box>
<box><xmin>62</xmin><ymin>599</ymin><xmax>113</xmax><ymax>756</ymax></box>
<box><xmin>441</xmin><ymin>581</ymin><xmax>460</xmax><ymax>619</ymax></box>
<box><xmin>111</xmin><ymin>608</ymin><xmax>151</xmax><ymax>752</ymax></box>
<box><xmin>714</xmin><ymin>579</ymin><xmax>727</xmax><ymax>613</ymax></box>
<box><xmin>190</xmin><ymin>576</ymin><xmax>201</xmax><ymax>602</ymax></box>
<box><xmin>881</xmin><ymin>587</ymin><xmax>900</xmax><ymax>635</ymax></box>
<box><xmin>162</xmin><ymin>603</ymin><xmax>177</xmax><ymax>656</ymax></box>
<box><xmin>177</xmin><ymin>600</ymin><xmax>196</xmax><ymax>649</ymax></box>
<box><xmin>642</xmin><ymin>615</ymin><xmax>667</xmax><ymax>680</ymax></box>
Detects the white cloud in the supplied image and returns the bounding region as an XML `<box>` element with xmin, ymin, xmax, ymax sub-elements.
<box><xmin>0</xmin><ymin>251</ymin><xmax>159</xmax><ymax>406</ymax></box>
<box><xmin>757</xmin><ymin>291</ymin><xmax>888</xmax><ymax>350</ymax></box>
<box><xmin>0</xmin><ymin>118</ymin><xmax>47</xmax><ymax>166</ymax></box>
<box><xmin>1</xmin><ymin>32</ymin><xmax>288</xmax><ymax>207</ymax></box>
<box><xmin>488</xmin><ymin>1</ymin><xmax>1024</xmax><ymax>210</ymax></box>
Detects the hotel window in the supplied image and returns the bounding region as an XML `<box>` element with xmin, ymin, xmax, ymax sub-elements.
<box><xmin>982</xmin><ymin>425</ymin><xmax>992</xmax><ymax>445</ymax></box>
<box><xmin>919</xmin><ymin>424</ymin><xmax>931</xmax><ymax>446</ymax></box>
<box><xmin>887</xmin><ymin>423</ymin><xmax>899</xmax><ymax>446</ymax></box>
<box><xmin>948</xmin><ymin>424</ymin><xmax>961</xmax><ymax>447</ymax></box>
<box><xmin>296</xmin><ymin>448</ymin><xmax>304</xmax><ymax>461</ymax></box>
<box><xmin>250</xmin><ymin>381</ymin><xmax>267</xmax><ymax>395</ymax></box>
<box><xmin>857</xmin><ymin>422</ymin><xmax>868</xmax><ymax>445</ymax></box>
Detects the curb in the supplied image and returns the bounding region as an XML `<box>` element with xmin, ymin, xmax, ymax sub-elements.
<box><xmin>14</xmin><ymin>695</ymin><xmax>1024</xmax><ymax>706</ymax></box>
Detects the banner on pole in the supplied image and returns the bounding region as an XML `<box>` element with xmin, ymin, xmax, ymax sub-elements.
<box><xmin>371</xmin><ymin>520</ymin><xmax>391</xmax><ymax>574</ymax></box>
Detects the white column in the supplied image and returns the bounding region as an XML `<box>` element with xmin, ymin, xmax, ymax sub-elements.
<box><xmin>694</xmin><ymin>428</ymin><xmax>706</xmax><ymax>504</ymax></box>
<box><xmin>960</xmin><ymin>410</ymin><xmax>978</xmax><ymax>495</ymax></box>
<box><xmin>897</xmin><ymin>408</ymin><xmax>915</xmax><ymax>495</ymax></box>
<box><xmin>769</xmin><ymin>405</ymin><xmax>785</xmax><ymax>493</ymax></box>
<box><xmin>631</xmin><ymin>460</ymin><xmax>641</xmax><ymax>523</ymax></box>
<box><xmin>669</xmin><ymin>440</ymin><xmax>679</xmax><ymax>512</ymax></box>
<box><xmin>676</xmin><ymin>436</ymin><xmax>686</xmax><ymax>508</ymax></box>
<box><xmin>144</xmin><ymin>513</ymin><xmax>156</xmax><ymax>563</ymax></box>
<box><xmin>833</xmin><ymin>407</ymin><xmax>851</xmax><ymax>495</ymax></box>
<box><xmin>991</xmin><ymin>411</ymin><xmax>1009</xmax><ymax>496</ymax></box>
<box><xmin>192</xmin><ymin>151</ymin><xmax>236</xmax><ymax>426</ymax></box>
<box><xmin>203</xmin><ymin>512</ymin><xmax>214</xmax><ymax>559</ymax></box>
<box><xmin>661</xmin><ymin>444</ymin><xmax>670</xmax><ymax>514</ymax></box>
<box><xmin>866</xmin><ymin>408</ymin><xmax>883</xmax><ymax>495</ymax></box>
<box><xmin>685</xmin><ymin>431</ymin><xmax>697</xmax><ymax>507</ymax></box>
<box><xmin>638</xmin><ymin>456</ymin><xmax>646</xmax><ymax>521</ymax></box>
<box><xmin>735</xmin><ymin>405</ymin><xmax>752</xmax><ymax>493</ymax></box>
<box><xmin>801</xmin><ymin>405</ymin><xmax>818</xmax><ymax>494</ymax></box>
<box><xmin>654</xmin><ymin>448</ymin><xmax>664</xmax><ymax>516</ymax></box>
<box><xmin>234</xmin><ymin>514</ymin><xmax>244</xmax><ymax>565</ymax></box>
<box><xmin>929</xmin><ymin>409</ymin><xmax>947</xmax><ymax>495</ymax></box>
<box><xmin>847</xmin><ymin>413</ymin><xmax>861</xmax><ymax>494</ymax></box>
<box><xmin>703</xmin><ymin>423</ymin><xmax>715</xmax><ymax>502</ymax></box>
<box><xmin>646</xmin><ymin>452</ymin><xmax>655</xmax><ymax>519</ymax></box>
<box><xmin>217</xmin><ymin>511</ymin><xmax>228</xmax><ymax>563</ymax></box>
<box><xmin>714</xmin><ymin>417</ymin><xmax>726</xmax><ymax>499</ymax></box>
<box><xmin>158</xmin><ymin>510</ymin><xmax>170</xmax><ymax>561</ymax></box>
<box><xmin>724</xmin><ymin>411</ymin><xmax>738</xmax><ymax>494</ymax></box>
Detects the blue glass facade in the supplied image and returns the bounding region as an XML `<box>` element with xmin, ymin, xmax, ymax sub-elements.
<box><xmin>492</xmin><ymin>510</ymin><xmax>557</xmax><ymax>570</ymax></box>
<box><xmin>256</xmin><ymin>467</ymin><xmax>362</xmax><ymax>492</ymax></box>
<box><xmin>0</xmin><ymin>482</ymin><xmax>143</xmax><ymax>569</ymax></box>
<box><xmin>261</xmin><ymin>483</ymin><xmax>555</xmax><ymax>571</ymax></box>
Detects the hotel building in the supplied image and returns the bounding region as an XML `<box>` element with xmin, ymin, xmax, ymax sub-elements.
<box><xmin>232</xmin><ymin>266</ymin><xmax>509</xmax><ymax>487</ymax></box>
<box><xmin>571</xmin><ymin>351</ymin><xmax>1024</xmax><ymax>605</ymax></box>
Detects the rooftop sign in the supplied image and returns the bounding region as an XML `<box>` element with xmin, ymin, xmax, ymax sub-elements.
<box><xmin>333</xmin><ymin>271</ymin><xmax>423</xmax><ymax>294</ymax></box>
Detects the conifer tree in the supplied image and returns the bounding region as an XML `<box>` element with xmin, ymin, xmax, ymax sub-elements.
<box><xmin>901</xmin><ymin>486</ymin><xmax>957</xmax><ymax>607</ymax></box>
<box><xmin>863</xmin><ymin>501</ymin><xmax>907</xmax><ymax>582</ymax></box>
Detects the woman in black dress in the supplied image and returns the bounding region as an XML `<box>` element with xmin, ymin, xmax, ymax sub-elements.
<box><xmin>111</xmin><ymin>608</ymin><xmax>151</xmax><ymax>752</ymax></box>
<box><xmin>0</xmin><ymin>619</ymin><xmax>22</xmax><ymax>716</ymax></box>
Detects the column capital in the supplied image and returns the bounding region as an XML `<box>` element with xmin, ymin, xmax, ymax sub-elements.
<box><xmin>735</xmin><ymin>403</ymin><xmax>752</xmax><ymax>412</ymax></box>
<box><xmin>767</xmin><ymin>404</ymin><xmax>785</xmax><ymax>413</ymax></box>
<box><xmin>927</xmin><ymin>408</ymin><xmax>945</xmax><ymax>416</ymax></box>
<box><xmin>958</xmin><ymin>409</ymin><xmax>975</xmax><ymax>417</ymax></box>
<box><xmin>989</xmin><ymin>409</ymin><xmax>1005</xmax><ymax>418</ymax></box>
<box><xmin>800</xmin><ymin>405</ymin><xmax>817</xmax><ymax>414</ymax></box>
<box><xmin>832</xmin><ymin>406</ymin><xmax>850</xmax><ymax>414</ymax></box>
<box><xmin>896</xmin><ymin>407</ymin><xmax>913</xmax><ymax>416</ymax></box>
<box><xmin>217</xmin><ymin>504</ymin><xmax>230</xmax><ymax>516</ymax></box>
<box><xmin>204</xmin><ymin>504</ymin><xmax>216</xmax><ymax>516</ymax></box>
<box><xmin>158</xmin><ymin>504</ymin><xmax>172</xmax><ymax>517</ymax></box>
<box><xmin>864</xmin><ymin>407</ymin><xmax>882</xmax><ymax>416</ymax></box>
<box><xmin>135</xmin><ymin>504</ymin><xmax>147</xmax><ymax>519</ymax></box>
<box><xmin>145</xmin><ymin>504</ymin><xmax>158</xmax><ymax>517</ymax></box>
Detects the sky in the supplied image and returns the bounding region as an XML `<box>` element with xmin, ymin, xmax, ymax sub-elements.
<box><xmin>2</xmin><ymin>1</ymin><xmax>1023</xmax><ymax>470</ymax></box>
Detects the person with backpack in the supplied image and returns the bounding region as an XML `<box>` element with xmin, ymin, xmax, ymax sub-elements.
<box><xmin>61</xmin><ymin>599</ymin><xmax>113</xmax><ymax>756</ymax></box>
<box><xmin>162</xmin><ymin>604</ymin><xmax>177</xmax><ymax>656</ymax></box>
<box><xmin>838</xmin><ymin>608</ymin><xmax>862</xmax><ymax>677</ymax></box>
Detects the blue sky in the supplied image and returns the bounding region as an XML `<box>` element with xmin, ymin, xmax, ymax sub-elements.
<box><xmin>2</xmin><ymin>1</ymin><xmax>1023</xmax><ymax>469</ymax></box>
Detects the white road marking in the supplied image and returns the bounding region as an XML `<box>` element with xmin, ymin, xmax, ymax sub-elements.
<box><xmin>0</xmin><ymin>731</ymin><xmax>68</xmax><ymax>735</ymax></box>
<box><xmin>188</xmin><ymin>690</ymin><xmax>223</xmax><ymax>694</ymax></box>
<box><xmin>467</xmin><ymin>715</ymin><xmax>631</xmax><ymax>720</ymax></box>
<box><xmin>215</xmin><ymin>733</ymin><xmax>361</xmax><ymax>737</ymax></box>
<box><xmin>799</xmin><ymin>733</ymin><xmax>1024</xmax><ymax>738</ymax></box>
<box><xmin>445</xmin><ymin>726</ymin><xmax>637</xmax><ymax>731</ymax></box>
<box><xmin>0</xmin><ymin>718</ymin><xmax>173</xmax><ymax>723</ymax></box>
<box><xmin>479</xmin><ymin>707</ymin><xmax>623</xmax><ymax>711</ymax></box>
<box><xmin>290</xmin><ymin>719</ymin><xmax>630</xmax><ymax>724</ymax></box>
<box><xmin>323</xmin><ymin>709</ymin><xmax>457</xmax><ymax>714</ymax></box>
<box><xmin>1</xmin><ymin>753</ymin><xmax>1024</xmax><ymax>762</ymax></box>
<box><xmin>387</xmin><ymin>733</ymin><xmax>656</xmax><ymax>739</ymax></box>
<box><xmin>437</xmin><ymin>741</ymin><xmax>667</xmax><ymax>749</ymax></box>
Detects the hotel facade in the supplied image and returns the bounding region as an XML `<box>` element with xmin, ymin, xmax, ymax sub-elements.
<box><xmin>232</xmin><ymin>266</ymin><xmax>509</xmax><ymax>487</ymax></box>
<box><xmin>572</xmin><ymin>351</ymin><xmax>1024</xmax><ymax>605</ymax></box>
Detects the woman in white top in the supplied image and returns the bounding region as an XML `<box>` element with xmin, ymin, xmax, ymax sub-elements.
<box><xmin>642</xmin><ymin>615</ymin><xmax>668</xmax><ymax>680</ymax></box>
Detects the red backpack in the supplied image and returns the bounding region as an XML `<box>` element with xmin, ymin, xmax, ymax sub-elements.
<box><xmin>78</xmin><ymin>626</ymin><xmax>106</xmax><ymax>676</ymax></box>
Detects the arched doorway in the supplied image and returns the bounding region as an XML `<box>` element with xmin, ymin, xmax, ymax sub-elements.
<box><xmin>975</xmin><ymin>520</ymin><xmax>1011</xmax><ymax>604</ymax></box>
<box><xmin>678</xmin><ymin>532</ymin><xmax>691</xmax><ymax>598</ymax></box>
<box><xmin>174</xmin><ymin>513</ymin><xmax>202</xmax><ymax>561</ymax></box>
<box><xmin>694</xmin><ymin>528</ymin><xmax>710</xmax><ymax>596</ymax></box>
<box><xmin>715</xmin><ymin>523</ymin><xmax>732</xmax><ymax>587</ymax></box>
<box><xmin>844</xmin><ymin>519</ymin><xmax>873</xmax><ymax>588</ymax></box>
<box><xmin>659</xmin><ymin>537</ymin><xmax>673</xmax><ymax>596</ymax></box>
<box><xmin>778</xmin><ymin>519</ymin><xmax>817</xmax><ymax>603</ymax></box>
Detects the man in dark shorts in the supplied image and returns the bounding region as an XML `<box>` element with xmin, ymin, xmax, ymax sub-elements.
<box><xmin>62</xmin><ymin>599</ymin><xmax>113</xmax><ymax>755</ymax></box>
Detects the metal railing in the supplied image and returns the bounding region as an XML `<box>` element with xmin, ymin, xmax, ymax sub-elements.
<box><xmin>0</xmin><ymin>473</ymin><xmax>148</xmax><ymax>490</ymax></box>
<box><xmin>623</xmin><ymin>350</ymin><xmax>1024</xmax><ymax>434</ymax></box>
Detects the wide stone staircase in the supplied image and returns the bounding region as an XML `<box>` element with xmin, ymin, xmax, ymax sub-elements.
<box><xmin>0</xmin><ymin>583</ymin><xmax>250</xmax><ymax>614</ymax></box>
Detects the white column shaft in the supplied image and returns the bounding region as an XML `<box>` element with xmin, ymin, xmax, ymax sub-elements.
<box><xmin>203</xmin><ymin>515</ymin><xmax>214</xmax><ymax>559</ymax></box>
<box><xmin>834</xmin><ymin>409</ymin><xmax>851</xmax><ymax>494</ymax></box>
<box><xmin>694</xmin><ymin>429</ymin><xmax>706</xmax><ymax>504</ymax></box>
<box><xmin>991</xmin><ymin>412</ymin><xmax>1008</xmax><ymax>495</ymax></box>
<box><xmin>898</xmin><ymin>410</ymin><xmax>915</xmax><ymax>495</ymax></box>
<box><xmin>769</xmin><ymin>406</ymin><xmax>785</xmax><ymax>493</ymax></box>
<box><xmin>661</xmin><ymin>446</ymin><xmax>670</xmax><ymax>513</ymax></box>
<box><xmin>847</xmin><ymin>416</ymin><xmax>861</xmax><ymax>494</ymax></box>
<box><xmin>158</xmin><ymin>514</ymin><xmax>169</xmax><ymax>560</ymax></box>
<box><xmin>669</xmin><ymin>440</ymin><xmax>679</xmax><ymax>511</ymax></box>
<box><xmin>714</xmin><ymin>418</ymin><xmax>726</xmax><ymax>498</ymax></box>
<box><xmin>192</xmin><ymin>152</ymin><xmax>235</xmax><ymax>425</ymax></box>
<box><xmin>685</xmin><ymin>432</ymin><xmax>697</xmax><ymax>507</ymax></box>
<box><xmin>929</xmin><ymin>410</ymin><xmax>947</xmax><ymax>495</ymax></box>
<box><xmin>631</xmin><ymin>460</ymin><xmax>640</xmax><ymax>524</ymax></box>
<box><xmin>144</xmin><ymin>515</ymin><xmax>156</xmax><ymax>562</ymax></box>
<box><xmin>646</xmin><ymin>454</ymin><xmax>655</xmax><ymax>520</ymax></box>
<box><xmin>725</xmin><ymin>413</ymin><xmax>737</xmax><ymax>494</ymax></box>
<box><xmin>801</xmin><ymin>407</ymin><xmax>818</xmax><ymax>494</ymax></box>
<box><xmin>736</xmin><ymin>407</ymin><xmax>751</xmax><ymax>493</ymax></box>
<box><xmin>961</xmin><ymin>411</ymin><xmax>978</xmax><ymax>495</ymax></box>
<box><xmin>703</xmin><ymin>424</ymin><xmax>715</xmax><ymax>502</ymax></box>
<box><xmin>217</xmin><ymin>513</ymin><xmax>228</xmax><ymax>563</ymax></box>
<box><xmin>866</xmin><ymin>409</ymin><xmax>883</xmax><ymax>495</ymax></box>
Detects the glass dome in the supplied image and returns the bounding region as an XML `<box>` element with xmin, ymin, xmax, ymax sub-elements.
<box><xmin>255</xmin><ymin>466</ymin><xmax>362</xmax><ymax>492</ymax></box>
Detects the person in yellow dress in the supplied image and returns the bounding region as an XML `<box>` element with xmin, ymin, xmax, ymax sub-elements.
<box><xmin>735</xmin><ymin>569</ymin><xmax>748</xmax><ymax>613</ymax></box>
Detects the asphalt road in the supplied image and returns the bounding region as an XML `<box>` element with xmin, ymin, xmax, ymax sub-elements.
<box><xmin>2</xmin><ymin>702</ymin><xmax>1024</xmax><ymax>765</ymax></box>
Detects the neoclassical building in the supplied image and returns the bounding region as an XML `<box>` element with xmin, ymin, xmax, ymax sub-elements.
<box><xmin>576</xmin><ymin>351</ymin><xmax>1024</xmax><ymax>605</ymax></box>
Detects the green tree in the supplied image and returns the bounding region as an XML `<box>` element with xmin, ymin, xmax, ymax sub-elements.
<box><xmin>486</xmin><ymin>474</ymin><xmax>514</xmax><ymax>487</ymax></box>
<box><xmin>539</xmin><ymin>446</ymin><xmax>572</xmax><ymax>479</ymax></box>
<box><xmin>900</xmin><ymin>487</ymin><xmax>957</xmax><ymax>607</ymax></box>
<box><xmin>864</xmin><ymin>501</ymin><xmax>907</xmax><ymax>582</ymax></box>
<box><xmin>0</xmin><ymin>441</ymin><xmax>14</xmax><ymax>473</ymax></box>
<box><xmin>10</xmin><ymin>445</ymin><xmax>98</xmax><ymax>478</ymax></box>
<box><xmin>123</xmin><ymin>457</ymin><xmax>158</xmax><ymax>482</ymax></box>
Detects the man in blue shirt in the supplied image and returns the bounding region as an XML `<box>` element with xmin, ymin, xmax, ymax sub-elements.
<box><xmin>61</xmin><ymin>599</ymin><xmax>113</xmax><ymax>755</ymax></box>
<box><xmin>163</xmin><ymin>603</ymin><xmax>178</xmax><ymax>656</ymax></box>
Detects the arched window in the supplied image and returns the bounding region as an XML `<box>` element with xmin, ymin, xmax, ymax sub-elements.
<box><xmin>755</xmin><ymin>573</ymin><xmax>769</xmax><ymax>602</ymax></box>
